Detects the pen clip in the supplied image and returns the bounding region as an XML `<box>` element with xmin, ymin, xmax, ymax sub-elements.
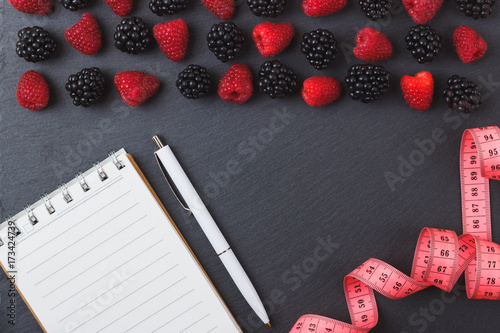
<box><xmin>154</xmin><ymin>152</ymin><xmax>192</xmax><ymax>214</ymax></box>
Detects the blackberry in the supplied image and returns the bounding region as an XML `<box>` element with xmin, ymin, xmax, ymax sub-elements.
<box><xmin>206</xmin><ymin>22</ymin><xmax>244</xmax><ymax>63</ymax></box>
<box><xmin>176</xmin><ymin>65</ymin><xmax>211</xmax><ymax>99</ymax></box>
<box><xmin>442</xmin><ymin>75</ymin><xmax>482</xmax><ymax>114</ymax></box>
<box><xmin>258</xmin><ymin>60</ymin><xmax>297</xmax><ymax>99</ymax></box>
<box><xmin>247</xmin><ymin>0</ymin><xmax>287</xmax><ymax>17</ymax></box>
<box><xmin>405</xmin><ymin>24</ymin><xmax>442</xmax><ymax>64</ymax></box>
<box><xmin>359</xmin><ymin>0</ymin><xmax>392</xmax><ymax>20</ymax></box>
<box><xmin>114</xmin><ymin>17</ymin><xmax>151</xmax><ymax>54</ymax></box>
<box><xmin>16</xmin><ymin>27</ymin><xmax>56</xmax><ymax>63</ymax></box>
<box><xmin>345</xmin><ymin>64</ymin><xmax>391</xmax><ymax>103</ymax></box>
<box><xmin>149</xmin><ymin>0</ymin><xmax>188</xmax><ymax>15</ymax></box>
<box><xmin>456</xmin><ymin>0</ymin><xmax>495</xmax><ymax>18</ymax></box>
<box><xmin>300</xmin><ymin>28</ymin><xmax>338</xmax><ymax>70</ymax></box>
<box><xmin>62</xmin><ymin>0</ymin><xmax>88</xmax><ymax>11</ymax></box>
<box><xmin>65</xmin><ymin>67</ymin><xmax>105</xmax><ymax>107</ymax></box>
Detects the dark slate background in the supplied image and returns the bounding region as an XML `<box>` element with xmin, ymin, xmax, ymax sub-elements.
<box><xmin>1</xmin><ymin>0</ymin><xmax>500</xmax><ymax>332</ymax></box>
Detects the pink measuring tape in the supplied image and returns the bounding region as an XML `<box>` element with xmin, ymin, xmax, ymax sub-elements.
<box><xmin>289</xmin><ymin>126</ymin><xmax>500</xmax><ymax>333</ymax></box>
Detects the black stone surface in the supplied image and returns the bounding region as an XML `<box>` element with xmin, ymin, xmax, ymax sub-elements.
<box><xmin>1</xmin><ymin>0</ymin><xmax>500</xmax><ymax>332</ymax></box>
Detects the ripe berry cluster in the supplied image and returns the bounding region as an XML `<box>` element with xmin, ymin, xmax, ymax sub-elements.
<box><xmin>10</xmin><ymin>0</ymin><xmax>493</xmax><ymax>111</ymax></box>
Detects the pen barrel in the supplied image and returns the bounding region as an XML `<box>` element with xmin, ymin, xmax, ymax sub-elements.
<box><xmin>219</xmin><ymin>249</ymin><xmax>269</xmax><ymax>324</ymax></box>
<box><xmin>156</xmin><ymin>146</ymin><xmax>230</xmax><ymax>254</ymax></box>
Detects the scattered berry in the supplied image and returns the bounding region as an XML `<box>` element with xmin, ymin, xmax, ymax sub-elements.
<box><xmin>400</xmin><ymin>71</ymin><xmax>434</xmax><ymax>111</ymax></box>
<box><xmin>114</xmin><ymin>17</ymin><xmax>151</xmax><ymax>54</ymax></box>
<box><xmin>453</xmin><ymin>25</ymin><xmax>487</xmax><ymax>64</ymax></box>
<box><xmin>359</xmin><ymin>0</ymin><xmax>392</xmax><ymax>20</ymax></box>
<box><xmin>104</xmin><ymin>0</ymin><xmax>133</xmax><ymax>16</ymax></box>
<box><xmin>176</xmin><ymin>65</ymin><xmax>211</xmax><ymax>99</ymax></box>
<box><xmin>345</xmin><ymin>64</ymin><xmax>391</xmax><ymax>103</ymax></box>
<box><xmin>442</xmin><ymin>75</ymin><xmax>482</xmax><ymax>114</ymax></box>
<box><xmin>63</xmin><ymin>0</ymin><xmax>88</xmax><ymax>11</ymax></box>
<box><xmin>7</xmin><ymin>0</ymin><xmax>52</xmax><ymax>15</ymax></box>
<box><xmin>65</xmin><ymin>67</ymin><xmax>105</xmax><ymax>107</ymax></box>
<box><xmin>65</xmin><ymin>13</ymin><xmax>102</xmax><ymax>56</ymax></box>
<box><xmin>218</xmin><ymin>63</ymin><xmax>253</xmax><ymax>104</ymax></box>
<box><xmin>247</xmin><ymin>0</ymin><xmax>287</xmax><ymax>17</ymax></box>
<box><xmin>405</xmin><ymin>24</ymin><xmax>442</xmax><ymax>64</ymax></box>
<box><xmin>202</xmin><ymin>0</ymin><xmax>234</xmax><ymax>19</ymax></box>
<box><xmin>456</xmin><ymin>0</ymin><xmax>495</xmax><ymax>18</ymax></box>
<box><xmin>149</xmin><ymin>0</ymin><xmax>188</xmax><ymax>15</ymax></box>
<box><xmin>16</xmin><ymin>27</ymin><xmax>56</xmax><ymax>63</ymax></box>
<box><xmin>207</xmin><ymin>22</ymin><xmax>245</xmax><ymax>63</ymax></box>
<box><xmin>300</xmin><ymin>28</ymin><xmax>337</xmax><ymax>70</ymax></box>
<box><xmin>302</xmin><ymin>0</ymin><xmax>347</xmax><ymax>17</ymax></box>
<box><xmin>153</xmin><ymin>19</ymin><xmax>188</xmax><ymax>62</ymax></box>
<box><xmin>302</xmin><ymin>76</ymin><xmax>341</xmax><ymax>107</ymax></box>
<box><xmin>114</xmin><ymin>71</ymin><xmax>160</xmax><ymax>107</ymax></box>
<box><xmin>16</xmin><ymin>70</ymin><xmax>49</xmax><ymax>111</ymax></box>
<box><xmin>402</xmin><ymin>0</ymin><xmax>444</xmax><ymax>24</ymax></box>
<box><xmin>353</xmin><ymin>27</ymin><xmax>392</xmax><ymax>62</ymax></box>
<box><xmin>252</xmin><ymin>22</ymin><xmax>294</xmax><ymax>57</ymax></box>
<box><xmin>258</xmin><ymin>60</ymin><xmax>297</xmax><ymax>98</ymax></box>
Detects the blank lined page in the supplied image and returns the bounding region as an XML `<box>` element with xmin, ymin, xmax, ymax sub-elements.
<box><xmin>0</xmin><ymin>149</ymin><xmax>241</xmax><ymax>333</ymax></box>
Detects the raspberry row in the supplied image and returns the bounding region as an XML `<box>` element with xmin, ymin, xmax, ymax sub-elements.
<box><xmin>7</xmin><ymin>0</ymin><xmax>495</xmax><ymax>22</ymax></box>
<box><xmin>15</xmin><ymin>64</ymin><xmax>483</xmax><ymax>114</ymax></box>
<box><xmin>15</xmin><ymin>17</ymin><xmax>488</xmax><ymax>68</ymax></box>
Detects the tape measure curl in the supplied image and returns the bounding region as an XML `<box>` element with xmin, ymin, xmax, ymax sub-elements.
<box><xmin>290</xmin><ymin>126</ymin><xmax>500</xmax><ymax>333</ymax></box>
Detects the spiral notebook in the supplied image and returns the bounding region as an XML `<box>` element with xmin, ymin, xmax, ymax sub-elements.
<box><xmin>0</xmin><ymin>149</ymin><xmax>242</xmax><ymax>333</ymax></box>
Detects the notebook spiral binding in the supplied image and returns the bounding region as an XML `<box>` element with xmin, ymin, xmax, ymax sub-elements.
<box><xmin>0</xmin><ymin>151</ymin><xmax>125</xmax><ymax>244</ymax></box>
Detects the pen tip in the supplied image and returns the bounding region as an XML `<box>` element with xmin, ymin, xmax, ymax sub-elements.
<box><xmin>266</xmin><ymin>322</ymin><xmax>271</xmax><ymax>328</ymax></box>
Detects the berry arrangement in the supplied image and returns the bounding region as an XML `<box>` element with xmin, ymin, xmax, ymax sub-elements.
<box><xmin>8</xmin><ymin>0</ymin><xmax>494</xmax><ymax>111</ymax></box>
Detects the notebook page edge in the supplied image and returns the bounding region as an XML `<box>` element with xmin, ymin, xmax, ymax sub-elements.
<box><xmin>125</xmin><ymin>153</ymin><xmax>243</xmax><ymax>333</ymax></box>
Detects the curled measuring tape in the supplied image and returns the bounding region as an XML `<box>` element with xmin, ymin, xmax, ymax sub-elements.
<box><xmin>289</xmin><ymin>126</ymin><xmax>500</xmax><ymax>333</ymax></box>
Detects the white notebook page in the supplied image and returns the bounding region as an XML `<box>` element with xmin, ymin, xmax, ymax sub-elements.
<box><xmin>0</xmin><ymin>149</ymin><xmax>241</xmax><ymax>333</ymax></box>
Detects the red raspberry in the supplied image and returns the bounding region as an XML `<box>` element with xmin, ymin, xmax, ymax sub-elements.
<box><xmin>16</xmin><ymin>70</ymin><xmax>49</xmax><ymax>111</ymax></box>
<box><xmin>400</xmin><ymin>71</ymin><xmax>434</xmax><ymax>111</ymax></box>
<box><xmin>353</xmin><ymin>28</ymin><xmax>392</xmax><ymax>62</ymax></box>
<box><xmin>153</xmin><ymin>19</ymin><xmax>189</xmax><ymax>62</ymax></box>
<box><xmin>252</xmin><ymin>22</ymin><xmax>294</xmax><ymax>57</ymax></box>
<box><xmin>65</xmin><ymin>13</ymin><xmax>102</xmax><ymax>55</ymax></box>
<box><xmin>114</xmin><ymin>71</ymin><xmax>160</xmax><ymax>107</ymax></box>
<box><xmin>302</xmin><ymin>0</ymin><xmax>346</xmax><ymax>17</ymax></box>
<box><xmin>201</xmin><ymin>0</ymin><xmax>234</xmax><ymax>20</ymax></box>
<box><xmin>453</xmin><ymin>26</ymin><xmax>487</xmax><ymax>64</ymax></box>
<box><xmin>402</xmin><ymin>0</ymin><xmax>444</xmax><ymax>24</ymax></box>
<box><xmin>218</xmin><ymin>64</ymin><xmax>253</xmax><ymax>104</ymax></box>
<box><xmin>7</xmin><ymin>0</ymin><xmax>52</xmax><ymax>15</ymax></box>
<box><xmin>302</xmin><ymin>76</ymin><xmax>342</xmax><ymax>107</ymax></box>
<box><xmin>104</xmin><ymin>0</ymin><xmax>133</xmax><ymax>16</ymax></box>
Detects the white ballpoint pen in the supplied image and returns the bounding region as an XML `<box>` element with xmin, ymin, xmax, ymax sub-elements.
<box><xmin>152</xmin><ymin>135</ymin><xmax>271</xmax><ymax>327</ymax></box>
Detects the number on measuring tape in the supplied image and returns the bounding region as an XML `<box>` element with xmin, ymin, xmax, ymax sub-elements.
<box><xmin>290</xmin><ymin>127</ymin><xmax>500</xmax><ymax>333</ymax></box>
